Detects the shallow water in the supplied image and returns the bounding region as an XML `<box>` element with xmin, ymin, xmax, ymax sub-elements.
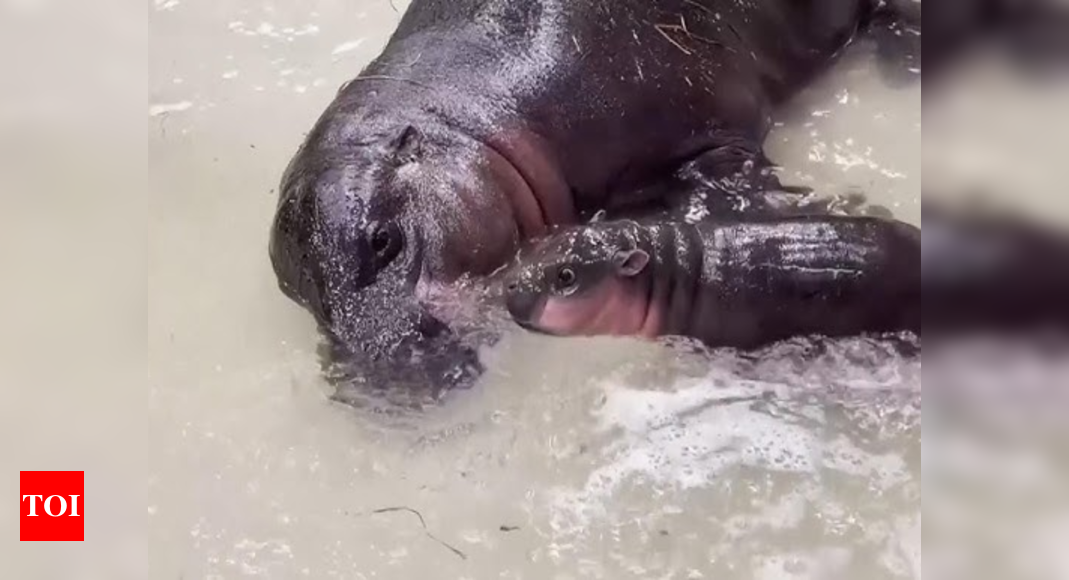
<box><xmin>143</xmin><ymin>2</ymin><xmax>926</xmax><ymax>578</ymax></box>
<box><xmin>3</xmin><ymin>0</ymin><xmax>1068</xmax><ymax>578</ymax></box>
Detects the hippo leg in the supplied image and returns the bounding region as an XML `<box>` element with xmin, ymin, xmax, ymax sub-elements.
<box><xmin>667</xmin><ymin>142</ymin><xmax>909</xmax><ymax>221</ymax></box>
<box><xmin>669</xmin><ymin>143</ymin><xmax>808</xmax><ymax>220</ymax></box>
<box><xmin>605</xmin><ymin>140</ymin><xmax>812</xmax><ymax>224</ymax></box>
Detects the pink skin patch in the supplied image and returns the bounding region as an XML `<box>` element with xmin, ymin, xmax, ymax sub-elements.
<box><xmin>535</xmin><ymin>275</ymin><xmax>657</xmax><ymax>338</ymax></box>
<box><xmin>639</xmin><ymin>273</ymin><xmax>670</xmax><ymax>338</ymax></box>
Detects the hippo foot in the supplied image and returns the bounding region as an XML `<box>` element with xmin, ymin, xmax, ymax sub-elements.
<box><xmin>659</xmin><ymin>142</ymin><xmax>816</xmax><ymax>223</ymax></box>
<box><xmin>666</xmin><ymin>142</ymin><xmax>899</xmax><ymax>221</ymax></box>
<box><xmin>666</xmin><ymin>173</ymin><xmax>898</xmax><ymax>224</ymax></box>
<box><xmin>782</xmin><ymin>190</ymin><xmax>897</xmax><ymax>219</ymax></box>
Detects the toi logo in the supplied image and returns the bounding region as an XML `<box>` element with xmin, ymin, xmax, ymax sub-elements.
<box><xmin>20</xmin><ymin>471</ymin><xmax>84</xmax><ymax>541</ymax></box>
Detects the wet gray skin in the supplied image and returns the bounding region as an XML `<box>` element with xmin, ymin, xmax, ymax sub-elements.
<box><xmin>268</xmin><ymin>0</ymin><xmax>923</xmax><ymax>391</ymax></box>
<box><xmin>504</xmin><ymin>216</ymin><xmax>922</xmax><ymax>349</ymax></box>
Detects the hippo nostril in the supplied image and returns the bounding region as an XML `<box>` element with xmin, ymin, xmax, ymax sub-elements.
<box><xmin>507</xmin><ymin>281</ymin><xmax>519</xmax><ymax>292</ymax></box>
<box><xmin>416</xmin><ymin>310</ymin><xmax>449</xmax><ymax>339</ymax></box>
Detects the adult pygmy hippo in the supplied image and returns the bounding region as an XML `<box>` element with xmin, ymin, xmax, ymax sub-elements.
<box><xmin>503</xmin><ymin>215</ymin><xmax>920</xmax><ymax>349</ymax></box>
<box><xmin>268</xmin><ymin>0</ymin><xmax>913</xmax><ymax>388</ymax></box>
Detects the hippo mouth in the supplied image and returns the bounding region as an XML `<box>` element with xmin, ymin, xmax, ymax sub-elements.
<box><xmin>319</xmin><ymin>306</ymin><xmax>486</xmax><ymax>395</ymax></box>
<box><xmin>302</xmin><ymin>255</ymin><xmax>488</xmax><ymax>394</ymax></box>
<box><xmin>513</xmin><ymin>317</ymin><xmax>563</xmax><ymax>337</ymax></box>
<box><xmin>506</xmin><ymin>293</ymin><xmax>565</xmax><ymax>337</ymax></box>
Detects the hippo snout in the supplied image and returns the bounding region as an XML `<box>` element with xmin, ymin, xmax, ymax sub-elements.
<box><xmin>505</xmin><ymin>289</ymin><xmax>542</xmax><ymax>324</ymax></box>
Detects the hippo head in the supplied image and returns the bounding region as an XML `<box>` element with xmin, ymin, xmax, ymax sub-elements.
<box><xmin>503</xmin><ymin>222</ymin><xmax>653</xmax><ymax>337</ymax></box>
<box><xmin>269</xmin><ymin>103</ymin><xmax>530</xmax><ymax>392</ymax></box>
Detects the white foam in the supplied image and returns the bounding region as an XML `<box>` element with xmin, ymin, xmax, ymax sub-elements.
<box><xmin>331</xmin><ymin>39</ymin><xmax>367</xmax><ymax>56</ymax></box>
<box><xmin>148</xmin><ymin>101</ymin><xmax>193</xmax><ymax>117</ymax></box>
<box><xmin>543</xmin><ymin>374</ymin><xmax>819</xmax><ymax>535</ymax></box>
<box><xmin>227</xmin><ymin>21</ymin><xmax>319</xmax><ymax>41</ymax></box>
<box><xmin>590</xmin><ymin>379</ymin><xmax>818</xmax><ymax>487</ymax></box>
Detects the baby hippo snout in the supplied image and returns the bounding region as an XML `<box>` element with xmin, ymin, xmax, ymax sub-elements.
<box><xmin>505</xmin><ymin>286</ymin><xmax>542</xmax><ymax>324</ymax></box>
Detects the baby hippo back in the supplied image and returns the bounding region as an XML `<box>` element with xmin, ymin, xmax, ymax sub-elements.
<box><xmin>682</xmin><ymin>216</ymin><xmax>921</xmax><ymax>348</ymax></box>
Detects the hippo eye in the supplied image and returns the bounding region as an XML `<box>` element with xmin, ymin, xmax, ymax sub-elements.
<box><xmin>556</xmin><ymin>266</ymin><xmax>577</xmax><ymax>290</ymax></box>
<box><xmin>371</xmin><ymin>228</ymin><xmax>391</xmax><ymax>253</ymax></box>
<box><xmin>369</xmin><ymin>223</ymin><xmax>402</xmax><ymax>267</ymax></box>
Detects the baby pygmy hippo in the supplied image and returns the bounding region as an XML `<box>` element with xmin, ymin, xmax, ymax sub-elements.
<box><xmin>503</xmin><ymin>215</ymin><xmax>921</xmax><ymax>350</ymax></box>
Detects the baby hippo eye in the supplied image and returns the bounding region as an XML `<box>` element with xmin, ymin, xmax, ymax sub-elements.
<box><xmin>556</xmin><ymin>266</ymin><xmax>577</xmax><ymax>289</ymax></box>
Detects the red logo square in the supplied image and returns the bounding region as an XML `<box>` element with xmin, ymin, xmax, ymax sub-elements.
<box><xmin>20</xmin><ymin>471</ymin><xmax>84</xmax><ymax>541</ymax></box>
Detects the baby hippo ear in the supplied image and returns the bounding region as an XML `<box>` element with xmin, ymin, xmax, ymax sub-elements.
<box><xmin>613</xmin><ymin>249</ymin><xmax>649</xmax><ymax>277</ymax></box>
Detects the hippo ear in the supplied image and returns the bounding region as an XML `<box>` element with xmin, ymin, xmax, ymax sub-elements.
<box><xmin>613</xmin><ymin>249</ymin><xmax>649</xmax><ymax>277</ymax></box>
<box><xmin>390</xmin><ymin>125</ymin><xmax>423</xmax><ymax>165</ymax></box>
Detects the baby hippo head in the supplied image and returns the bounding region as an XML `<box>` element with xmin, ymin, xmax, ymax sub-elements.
<box><xmin>503</xmin><ymin>223</ymin><xmax>654</xmax><ymax>337</ymax></box>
